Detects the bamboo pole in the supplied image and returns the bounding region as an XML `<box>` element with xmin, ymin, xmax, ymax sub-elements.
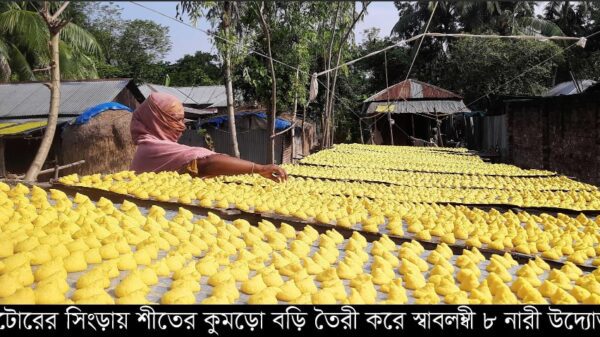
<box><xmin>17</xmin><ymin>160</ymin><xmax>85</xmax><ymax>179</ymax></box>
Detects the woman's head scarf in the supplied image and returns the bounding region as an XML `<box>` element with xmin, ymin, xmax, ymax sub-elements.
<box><xmin>130</xmin><ymin>92</ymin><xmax>215</xmax><ymax>173</ymax></box>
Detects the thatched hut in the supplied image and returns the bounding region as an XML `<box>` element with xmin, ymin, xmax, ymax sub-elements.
<box><xmin>0</xmin><ymin>78</ymin><xmax>144</xmax><ymax>179</ymax></box>
<box><xmin>60</xmin><ymin>110</ymin><xmax>135</xmax><ymax>176</ymax></box>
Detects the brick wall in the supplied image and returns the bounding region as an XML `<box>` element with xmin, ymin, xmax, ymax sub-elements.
<box><xmin>508</xmin><ymin>103</ymin><xmax>544</xmax><ymax>169</ymax></box>
<box><xmin>506</xmin><ymin>93</ymin><xmax>600</xmax><ymax>186</ymax></box>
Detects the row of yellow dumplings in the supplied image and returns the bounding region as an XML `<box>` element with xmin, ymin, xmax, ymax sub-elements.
<box><xmin>55</xmin><ymin>173</ymin><xmax>600</xmax><ymax>266</ymax></box>
<box><xmin>334</xmin><ymin>143</ymin><xmax>471</xmax><ymax>155</ymax></box>
<box><xmin>0</xmin><ymin>185</ymin><xmax>600</xmax><ymax>304</ymax></box>
<box><xmin>330</xmin><ymin>144</ymin><xmax>481</xmax><ymax>163</ymax></box>
<box><xmin>301</xmin><ymin>144</ymin><xmax>553</xmax><ymax>176</ymax></box>
<box><xmin>220</xmin><ymin>174</ymin><xmax>600</xmax><ymax>211</ymax></box>
<box><xmin>2</xmin><ymin>182</ymin><xmax>600</xmax><ymax>304</ymax></box>
<box><xmin>61</xmin><ymin>170</ymin><xmax>600</xmax><ymax>212</ymax></box>
<box><xmin>283</xmin><ymin>164</ymin><xmax>596</xmax><ymax>191</ymax></box>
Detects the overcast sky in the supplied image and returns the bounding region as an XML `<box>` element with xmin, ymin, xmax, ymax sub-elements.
<box><xmin>119</xmin><ymin>1</ymin><xmax>548</xmax><ymax>63</ymax></box>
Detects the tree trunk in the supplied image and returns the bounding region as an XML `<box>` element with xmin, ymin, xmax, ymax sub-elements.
<box><xmin>290</xmin><ymin>67</ymin><xmax>299</xmax><ymax>162</ymax></box>
<box><xmin>359</xmin><ymin>119</ymin><xmax>364</xmax><ymax>144</ymax></box>
<box><xmin>258</xmin><ymin>3</ymin><xmax>276</xmax><ymax>164</ymax></box>
<box><xmin>325</xmin><ymin>2</ymin><xmax>370</xmax><ymax>147</ymax></box>
<box><xmin>327</xmin><ymin>48</ymin><xmax>343</xmax><ymax>146</ymax></box>
<box><xmin>384</xmin><ymin>51</ymin><xmax>394</xmax><ymax>145</ymax></box>
<box><xmin>223</xmin><ymin>2</ymin><xmax>240</xmax><ymax>158</ymax></box>
<box><xmin>224</xmin><ymin>53</ymin><xmax>240</xmax><ymax>158</ymax></box>
<box><xmin>302</xmin><ymin>104</ymin><xmax>307</xmax><ymax>156</ymax></box>
<box><xmin>327</xmin><ymin>7</ymin><xmax>346</xmax><ymax>147</ymax></box>
<box><xmin>24</xmin><ymin>30</ymin><xmax>61</xmax><ymax>182</ymax></box>
<box><xmin>323</xmin><ymin>3</ymin><xmax>341</xmax><ymax>149</ymax></box>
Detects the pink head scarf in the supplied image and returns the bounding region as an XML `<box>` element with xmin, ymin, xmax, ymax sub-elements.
<box><xmin>130</xmin><ymin>92</ymin><xmax>215</xmax><ymax>173</ymax></box>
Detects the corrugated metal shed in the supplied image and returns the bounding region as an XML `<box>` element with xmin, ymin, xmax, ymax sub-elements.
<box><xmin>0</xmin><ymin>79</ymin><xmax>134</xmax><ymax>119</ymax></box>
<box><xmin>364</xmin><ymin>79</ymin><xmax>462</xmax><ymax>102</ymax></box>
<box><xmin>140</xmin><ymin>84</ymin><xmax>227</xmax><ymax>107</ymax></box>
<box><xmin>184</xmin><ymin>107</ymin><xmax>217</xmax><ymax>116</ymax></box>
<box><xmin>198</xmin><ymin>111</ymin><xmax>292</xmax><ymax>131</ymax></box>
<box><xmin>212</xmin><ymin>128</ymin><xmax>286</xmax><ymax>165</ymax></box>
<box><xmin>179</xmin><ymin>127</ymin><xmax>287</xmax><ymax>165</ymax></box>
<box><xmin>366</xmin><ymin>100</ymin><xmax>470</xmax><ymax>114</ymax></box>
<box><xmin>544</xmin><ymin>80</ymin><xmax>597</xmax><ymax>96</ymax></box>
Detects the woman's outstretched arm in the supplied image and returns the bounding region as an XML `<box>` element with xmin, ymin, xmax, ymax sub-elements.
<box><xmin>191</xmin><ymin>154</ymin><xmax>288</xmax><ymax>182</ymax></box>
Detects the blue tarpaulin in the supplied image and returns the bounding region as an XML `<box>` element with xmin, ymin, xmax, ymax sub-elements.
<box><xmin>198</xmin><ymin>111</ymin><xmax>291</xmax><ymax>131</ymax></box>
<box><xmin>73</xmin><ymin>102</ymin><xmax>132</xmax><ymax>125</ymax></box>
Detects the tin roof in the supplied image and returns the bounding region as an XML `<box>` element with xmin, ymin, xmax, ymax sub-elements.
<box><xmin>544</xmin><ymin>80</ymin><xmax>597</xmax><ymax>96</ymax></box>
<box><xmin>364</xmin><ymin>79</ymin><xmax>463</xmax><ymax>102</ymax></box>
<box><xmin>0</xmin><ymin>117</ymin><xmax>72</xmax><ymax>137</ymax></box>
<box><xmin>0</xmin><ymin>79</ymin><xmax>136</xmax><ymax>119</ymax></box>
<box><xmin>198</xmin><ymin>111</ymin><xmax>292</xmax><ymax>131</ymax></box>
<box><xmin>366</xmin><ymin>100</ymin><xmax>470</xmax><ymax>115</ymax></box>
<box><xmin>139</xmin><ymin>84</ymin><xmax>227</xmax><ymax>108</ymax></box>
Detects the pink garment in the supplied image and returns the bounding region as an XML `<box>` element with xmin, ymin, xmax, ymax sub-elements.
<box><xmin>130</xmin><ymin>92</ymin><xmax>215</xmax><ymax>173</ymax></box>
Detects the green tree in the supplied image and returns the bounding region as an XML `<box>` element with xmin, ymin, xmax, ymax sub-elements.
<box><xmin>209</xmin><ymin>1</ymin><xmax>318</xmax><ymax>161</ymax></box>
<box><xmin>115</xmin><ymin>19</ymin><xmax>171</xmax><ymax>83</ymax></box>
<box><xmin>0</xmin><ymin>1</ymin><xmax>101</xmax><ymax>81</ymax></box>
<box><xmin>353</xmin><ymin>28</ymin><xmax>411</xmax><ymax>105</ymax></box>
<box><xmin>68</xmin><ymin>3</ymin><xmax>174</xmax><ymax>83</ymax></box>
<box><xmin>178</xmin><ymin>1</ymin><xmax>252</xmax><ymax>158</ymax></box>
<box><xmin>73</xmin><ymin>2</ymin><xmax>125</xmax><ymax>68</ymax></box>
<box><xmin>25</xmin><ymin>1</ymin><xmax>78</xmax><ymax>181</ymax></box>
<box><xmin>168</xmin><ymin>51</ymin><xmax>221</xmax><ymax>86</ymax></box>
<box><xmin>392</xmin><ymin>1</ymin><xmax>460</xmax><ymax>39</ymax></box>
<box><xmin>542</xmin><ymin>1</ymin><xmax>599</xmax><ymax>82</ymax></box>
<box><xmin>389</xmin><ymin>1</ymin><xmax>563</xmax><ymax>86</ymax></box>
<box><xmin>237</xmin><ymin>1</ymin><xmax>370</xmax><ymax>150</ymax></box>
<box><xmin>320</xmin><ymin>1</ymin><xmax>370</xmax><ymax>148</ymax></box>
<box><xmin>543</xmin><ymin>1</ymin><xmax>591</xmax><ymax>36</ymax></box>
<box><xmin>442</xmin><ymin>37</ymin><xmax>564</xmax><ymax>106</ymax></box>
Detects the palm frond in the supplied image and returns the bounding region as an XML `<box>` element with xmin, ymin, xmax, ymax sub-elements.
<box><xmin>0</xmin><ymin>38</ymin><xmax>9</xmax><ymax>60</ymax></box>
<box><xmin>58</xmin><ymin>40</ymin><xmax>77</xmax><ymax>79</ymax></box>
<box><xmin>391</xmin><ymin>9</ymin><xmax>419</xmax><ymax>36</ymax></box>
<box><xmin>1</xmin><ymin>2</ymin><xmax>22</xmax><ymax>12</ymax></box>
<box><xmin>544</xmin><ymin>1</ymin><xmax>562</xmax><ymax>18</ymax></box>
<box><xmin>0</xmin><ymin>39</ymin><xmax>11</xmax><ymax>81</ymax></box>
<box><xmin>77</xmin><ymin>54</ymin><xmax>99</xmax><ymax>79</ymax></box>
<box><xmin>486</xmin><ymin>1</ymin><xmax>500</xmax><ymax>15</ymax></box>
<box><xmin>58</xmin><ymin>40</ymin><xmax>99</xmax><ymax>80</ymax></box>
<box><xmin>61</xmin><ymin>23</ymin><xmax>102</xmax><ymax>57</ymax></box>
<box><xmin>516</xmin><ymin>17</ymin><xmax>565</xmax><ymax>37</ymax></box>
<box><xmin>7</xmin><ymin>42</ymin><xmax>35</xmax><ymax>81</ymax></box>
<box><xmin>0</xmin><ymin>8</ymin><xmax>49</xmax><ymax>57</ymax></box>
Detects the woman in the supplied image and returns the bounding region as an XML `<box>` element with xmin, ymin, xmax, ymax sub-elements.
<box><xmin>130</xmin><ymin>92</ymin><xmax>287</xmax><ymax>182</ymax></box>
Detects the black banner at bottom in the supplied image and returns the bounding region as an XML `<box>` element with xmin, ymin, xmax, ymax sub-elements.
<box><xmin>1</xmin><ymin>305</ymin><xmax>600</xmax><ymax>336</ymax></box>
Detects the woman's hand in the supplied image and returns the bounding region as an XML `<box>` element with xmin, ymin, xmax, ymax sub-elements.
<box><xmin>194</xmin><ymin>154</ymin><xmax>288</xmax><ymax>182</ymax></box>
<box><xmin>256</xmin><ymin>164</ymin><xmax>288</xmax><ymax>183</ymax></box>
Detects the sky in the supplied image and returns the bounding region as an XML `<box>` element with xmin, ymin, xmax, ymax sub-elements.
<box><xmin>119</xmin><ymin>1</ymin><xmax>548</xmax><ymax>63</ymax></box>
<box><xmin>119</xmin><ymin>1</ymin><xmax>399</xmax><ymax>63</ymax></box>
